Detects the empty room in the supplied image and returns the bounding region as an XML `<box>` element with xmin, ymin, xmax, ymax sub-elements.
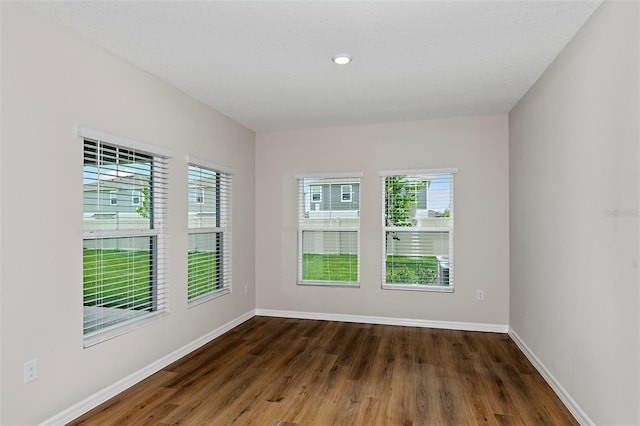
<box><xmin>1</xmin><ymin>0</ymin><xmax>638</xmax><ymax>425</ymax></box>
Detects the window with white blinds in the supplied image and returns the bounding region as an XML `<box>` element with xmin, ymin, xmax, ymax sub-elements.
<box><xmin>297</xmin><ymin>174</ymin><xmax>361</xmax><ymax>286</ymax></box>
<box><xmin>82</xmin><ymin>133</ymin><xmax>170</xmax><ymax>346</ymax></box>
<box><xmin>188</xmin><ymin>160</ymin><xmax>232</xmax><ymax>304</ymax></box>
<box><xmin>381</xmin><ymin>169</ymin><xmax>456</xmax><ymax>292</ymax></box>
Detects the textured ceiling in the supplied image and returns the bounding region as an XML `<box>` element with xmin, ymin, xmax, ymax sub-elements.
<box><xmin>25</xmin><ymin>1</ymin><xmax>601</xmax><ymax>132</ymax></box>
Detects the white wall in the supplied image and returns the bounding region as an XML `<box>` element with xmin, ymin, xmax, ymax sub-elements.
<box><xmin>509</xmin><ymin>1</ymin><xmax>639</xmax><ymax>424</ymax></box>
<box><xmin>0</xmin><ymin>3</ymin><xmax>255</xmax><ymax>424</ymax></box>
<box><xmin>255</xmin><ymin>115</ymin><xmax>510</xmax><ymax>326</ymax></box>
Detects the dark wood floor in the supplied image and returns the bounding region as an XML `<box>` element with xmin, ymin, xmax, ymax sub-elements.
<box><xmin>69</xmin><ymin>316</ymin><xmax>577</xmax><ymax>425</ymax></box>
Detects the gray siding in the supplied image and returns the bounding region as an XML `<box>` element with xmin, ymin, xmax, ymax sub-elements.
<box><xmin>311</xmin><ymin>182</ymin><xmax>360</xmax><ymax>211</ymax></box>
<box><xmin>83</xmin><ymin>188</ymin><xmax>144</xmax><ymax>214</ymax></box>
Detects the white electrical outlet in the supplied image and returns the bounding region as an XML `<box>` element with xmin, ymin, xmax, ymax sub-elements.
<box><xmin>244</xmin><ymin>284</ymin><xmax>248</xmax><ymax>295</ymax></box>
<box><xmin>476</xmin><ymin>290</ymin><xmax>485</xmax><ymax>301</ymax></box>
<box><xmin>24</xmin><ymin>359</ymin><xmax>38</xmax><ymax>383</ymax></box>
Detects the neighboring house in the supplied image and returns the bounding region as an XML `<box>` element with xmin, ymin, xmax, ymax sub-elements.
<box><xmin>301</xmin><ymin>179</ymin><xmax>360</xmax><ymax>257</ymax></box>
<box><xmin>83</xmin><ymin>173</ymin><xmax>149</xmax><ymax>217</ymax></box>
<box><xmin>83</xmin><ymin>174</ymin><xmax>217</xmax><ymax>220</ymax></box>
<box><xmin>305</xmin><ymin>180</ymin><xmax>431</xmax><ymax>219</ymax></box>
<box><xmin>83</xmin><ymin>173</ymin><xmax>152</xmax><ymax>250</ymax></box>
<box><xmin>187</xmin><ymin>176</ymin><xmax>218</xmax><ymax>229</ymax></box>
<box><xmin>307</xmin><ymin>180</ymin><xmax>360</xmax><ymax>219</ymax></box>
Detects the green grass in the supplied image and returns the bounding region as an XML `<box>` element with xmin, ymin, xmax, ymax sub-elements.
<box><xmin>83</xmin><ymin>249</ymin><xmax>153</xmax><ymax>310</ymax></box>
<box><xmin>301</xmin><ymin>254</ymin><xmax>446</xmax><ymax>285</ymax></box>
<box><xmin>187</xmin><ymin>251</ymin><xmax>219</xmax><ymax>299</ymax></box>
<box><xmin>84</xmin><ymin>250</ymin><xmax>445</xmax><ymax>310</ymax></box>
<box><xmin>302</xmin><ymin>253</ymin><xmax>358</xmax><ymax>282</ymax></box>
<box><xmin>83</xmin><ymin>249</ymin><xmax>219</xmax><ymax>308</ymax></box>
<box><xmin>386</xmin><ymin>255</ymin><xmax>442</xmax><ymax>285</ymax></box>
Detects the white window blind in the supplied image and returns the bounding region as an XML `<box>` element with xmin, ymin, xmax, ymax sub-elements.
<box><xmin>297</xmin><ymin>175</ymin><xmax>361</xmax><ymax>286</ymax></box>
<box><xmin>83</xmin><ymin>137</ymin><xmax>170</xmax><ymax>346</ymax></box>
<box><xmin>188</xmin><ymin>162</ymin><xmax>232</xmax><ymax>303</ymax></box>
<box><xmin>381</xmin><ymin>170</ymin><xmax>456</xmax><ymax>292</ymax></box>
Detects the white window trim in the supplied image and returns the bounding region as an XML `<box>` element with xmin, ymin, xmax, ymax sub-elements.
<box><xmin>379</xmin><ymin>168</ymin><xmax>457</xmax><ymax>177</ymax></box>
<box><xmin>109</xmin><ymin>190</ymin><xmax>118</xmax><ymax>206</ymax></box>
<box><xmin>187</xmin><ymin>159</ymin><xmax>233</xmax><ymax>306</ymax></box>
<box><xmin>381</xmin><ymin>169</ymin><xmax>456</xmax><ymax>293</ymax></box>
<box><xmin>185</xmin><ymin>155</ymin><xmax>235</xmax><ymax>175</ymax></box>
<box><xmin>82</xmin><ymin>133</ymin><xmax>171</xmax><ymax>347</ymax></box>
<box><xmin>295</xmin><ymin>171</ymin><xmax>364</xmax><ymax>179</ymax></box>
<box><xmin>79</xmin><ymin>126</ymin><xmax>174</xmax><ymax>159</ymax></box>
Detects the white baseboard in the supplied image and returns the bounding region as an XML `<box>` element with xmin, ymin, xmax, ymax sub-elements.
<box><xmin>508</xmin><ymin>327</ymin><xmax>593</xmax><ymax>426</ymax></box>
<box><xmin>40</xmin><ymin>310</ymin><xmax>256</xmax><ymax>426</ymax></box>
<box><xmin>255</xmin><ymin>308</ymin><xmax>509</xmax><ymax>333</ymax></box>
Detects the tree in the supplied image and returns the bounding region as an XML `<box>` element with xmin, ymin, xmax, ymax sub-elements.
<box><xmin>385</xmin><ymin>175</ymin><xmax>429</xmax><ymax>283</ymax></box>
<box><xmin>135</xmin><ymin>186</ymin><xmax>151</xmax><ymax>219</ymax></box>
<box><xmin>385</xmin><ymin>175</ymin><xmax>424</xmax><ymax>227</ymax></box>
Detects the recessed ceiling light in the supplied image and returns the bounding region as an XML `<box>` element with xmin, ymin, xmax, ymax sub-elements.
<box><xmin>331</xmin><ymin>54</ymin><xmax>352</xmax><ymax>65</ymax></box>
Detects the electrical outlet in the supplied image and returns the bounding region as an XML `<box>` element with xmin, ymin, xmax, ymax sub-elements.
<box><xmin>24</xmin><ymin>359</ymin><xmax>38</xmax><ymax>383</ymax></box>
<box><xmin>476</xmin><ymin>290</ymin><xmax>485</xmax><ymax>301</ymax></box>
<box><xmin>244</xmin><ymin>284</ymin><xmax>248</xmax><ymax>295</ymax></box>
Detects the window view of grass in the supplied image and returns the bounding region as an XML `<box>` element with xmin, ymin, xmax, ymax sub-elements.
<box><xmin>83</xmin><ymin>249</ymin><xmax>153</xmax><ymax>310</ymax></box>
<box><xmin>188</xmin><ymin>251</ymin><xmax>219</xmax><ymax>299</ymax></box>
<box><xmin>301</xmin><ymin>254</ymin><xmax>447</xmax><ymax>284</ymax></box>
<box><xmin>302</xmin><ymin>253</ymin><xmax>358</xmax><ymax>282</ymax></box>
<box><xmin>386</xmin><ymin>255</ymin><xmax>442</xmax><ymax>285</ymax></box>
<box><xmin>84</xmin><ymin>249</ymin><xmax>220</xmax><ymax>308</ymax></box>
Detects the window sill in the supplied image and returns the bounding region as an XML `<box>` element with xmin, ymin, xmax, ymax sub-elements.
<box><xmin>188</xmin><ymin>287</ymin><xmax>231</xmax><ymax>307</ymax></box>
<box><xmin>298</xmin><ymin>281</ymin><xmax>360</xmax><ymax>288</ymax></box>
<box><xmin>382</xmin><ymin>283</ymin><xmax>454</xmax><ymax>293</ymax></box>
<box><xmin>83</xmin><ymin>310</ymin><xmax>169</xmax><ymax>348</ymax></box>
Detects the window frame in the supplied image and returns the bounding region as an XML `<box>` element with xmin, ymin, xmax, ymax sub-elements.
<box><xmin>380</xmin><ymin>169</ymin><xmax>457</xmax><ymax>293</ymax></box>
<box><xmin>109</xmin><ymin>190</ymin><xmax>118</xmax><ymax>206</ymax></box>
<box><xmin>80</xmin><ymin>126</ymin><xmax>172</xmax><ymax>347</ymax></box>
<box><xmin>187</xmin><ymin>156</ymin><xmax>233</xmax><ymax>306</ymax></box>
<box><xmin>296</xmin><ymin>172</ymin><xmax>362</xmax><ymax>288</ymax></box>
<box><xmin>131</xmin><ymin>189</ymin><xmax>141</xmax><ymax>206</ymax></box>
<box><xmin>310</xmin><ymin>185</ymin><xmax>322</xmax><ymax>203</ymax></box>
<box><xmin>341</xmin><ymin>184</ymin><xmax>353</xmax><ymax>202</ymax></box>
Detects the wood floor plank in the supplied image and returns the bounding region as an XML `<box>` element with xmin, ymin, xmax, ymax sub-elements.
<box><xmin>365</xmin><ymin>325</ymin><xmax>396</xmax><ymax>399</ymax></box>
<box><xmin>68</xmin><ymin>317</ymin><xmax>578</xmax><ymax>426</ymax></box>
<box><xmin>414</xmin><ymin>362</ymin><xmax>444</xmax><ymax>425</ymax></box>
<box><xmin>464</xmin><ymin>394</ymin><xmax>496</xmax><ymax>425</ymax></box>
<box><xmin>384</xmin><ymin>353</ymin><xmax>416</xmax><ymax>425</ymax></box>
<box><xmin>325</xmin><ymin>377</ymin><xmax>365</xmax><ymax>426</ymax></box>
<box><xmin>353</xmin><ymin>396</ymin><xmax>386</xmax><ymax>426</ymax></box>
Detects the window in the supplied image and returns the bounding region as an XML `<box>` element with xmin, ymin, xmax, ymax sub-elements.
<box><xmin>341</xmin><ymin>185</ymin><xmax>353</xmax><ymax>202</ymax></box>
<box><xmin>109</xmin><ymin>190</ymin><xmax>118</xmax><ymax>206</ymax></box>
<box><xmin>297</xmin><ymin>174</ymin><xmax>361</xmax><ymax>286</ymax></box>
<box><xmin>381</xmin><ymin>169</ymin><xmax>456</xmax><ymax>292</ymax></box>
<box><xmin>192</xmin><ymin>187</ymin><xmax>205</xmax><ymax>204</ymax></box>
<box><xmin>82</xmin><ymin>128</ymin><xmax>170</xmax><ymax>346</ymax></box>
<box><xmin>188</xmin><ymin>159</ymin><xmax>232</xmax><ymax>303</ymax></box>
<box><xmin>131</xmin><ymin>190</ymin><xmax>141</xmax><ymax>206</ymax></box>
<box><xmin>310</xmin><ymin>185</ymin><xmax>322</xmax><ymax>203</ymax></box>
